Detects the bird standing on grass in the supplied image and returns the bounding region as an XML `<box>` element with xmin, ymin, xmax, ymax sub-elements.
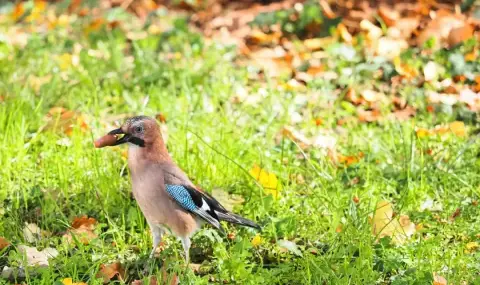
<box><xmin>96</xmin><ymin>116</ymin><xmax>260</xmax><ymax>263</ymax></box>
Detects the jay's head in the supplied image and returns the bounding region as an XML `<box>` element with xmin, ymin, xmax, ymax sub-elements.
<box><xmin>108</xmin><ymin>116</ymin><xmax>161</xmax><ymax>148</ymax></box>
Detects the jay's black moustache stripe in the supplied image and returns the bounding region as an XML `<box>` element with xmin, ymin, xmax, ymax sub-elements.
<box><xmin>128</xmin><ymin>136</ymin><xmax>145</xmax><ymax>147</ymax></box>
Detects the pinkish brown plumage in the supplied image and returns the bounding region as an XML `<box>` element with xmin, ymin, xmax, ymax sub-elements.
<box><xmin>99</xmin><ymin>116</ymin><xmax>260</xmax><ymax>263</ymax></box>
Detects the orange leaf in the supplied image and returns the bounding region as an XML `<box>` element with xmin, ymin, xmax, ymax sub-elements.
<box><xmin>448</xmin><ymin>25</ymin><xmax>473</xmax><ymax>48</ymax></box>
<box><xmin>63</xmin><ymin>216</ymin><xmax>98</xmax><ymax>245</ymax></box>
<box><xmin>433</xmin><ymin>273</ymin><xmax>448</xmax><ymax>285</ymax></box>
<box><xmin>43</xmin><ymin>107</ymin><xmax>89</xmax><ymax>135</ymax></box>
<box><xmin>0</xmin><ymin>237</ymin><xmax>10</xmax><ymax>250</ymax></box>
<box><xmin>11</xmin><ymin>3</ymin><xmax>25</xmax><ymax>21</ymax></box>
<box><xmin>71</xmin><ymin>216</ymin><xmax>97</xmax><ymax>229</ymax></box>
<box><xmin>96</xmin><ymin>262</ymin><xmax>125</xmax><ymax>284</ymax></box>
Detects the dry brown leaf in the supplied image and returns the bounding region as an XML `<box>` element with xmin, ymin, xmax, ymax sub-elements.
<box><xmin>358</xmin><ymin>109</ymin><xmax>382</xmax><ymax>122</ymax></box>
<box><xmin>417</xmin><ymin>14</ymin><xmax>465</xmax><ymax>48</ymax></box>
<box><xmin>392</xmin><ymin>106</ymin><xmax>416</xmax><ymax>121</ymax></box>
<box><xmin>447</xmin><ymin>25</ymin><xmax>474</xmax><ymax>48</ymax></box>
<box><xmin>43</xmin><ymin>107</ymin><xmax>89</xmax><ymax>136</ymax></box>
<box><xmin>0</xmin><ymin>237</ymin><xmax>10</xmax><ymax>250</ymax></box>
<box><xmin>391</xmin><ymin>17</ymin><xmax>420</xmax><ymax>40</ymax></box>
<box><xmin>318</xmin><ymin>0</ymin><xmax>336</xmax><ymax>19</ymax></box>
<box><xmin>64</xmin><ymin>216</ymin><xmax>98</xmax><ymax>245</ymax></box>
<box><xmin>96</xmin><ymin>262</ymin><xmax>125</xmax><ymax>284</ymax></box>
<box><xmin>433</xmin><ymin>273</ymin><xmax>448</xmax><ymax>285</ymax></box>
<box><xmin>71</xmin><ymin>216</ymin><xmax>96</xmax><ymax>229</ymax></box>
<box><xmin>378</xmin><ymin>5</ymin><xmax>398</xmax><ymax>27</ymax></box>
<box><xmin>245</xmin><ymin>30</ymin><xmax>281</xmax><ymax>46</ymax></box>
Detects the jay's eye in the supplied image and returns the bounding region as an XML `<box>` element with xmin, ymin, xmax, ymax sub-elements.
<box><xmin>135</xmin><ymin>126</ymin><xmax>143</xmax><ymax>133</ymax></box>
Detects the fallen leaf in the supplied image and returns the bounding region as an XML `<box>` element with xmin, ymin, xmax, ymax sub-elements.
<box><xmin>251</xmin><ymin>234</ymin><xmax>262</xmax><ymax>247</ymax></box>
<box><xmin>211</xmin><ymin>188</ymin><xmax>244</xmax><ymax>212</ymax></box>
<box><xmin>433</xmin><ymin>273</ymin><xmax>448</xmax><ymax>285</ymax></box>
<box><xmin>391</xmin><ymin>17</ymin><xmax>420</xmax><ymax>39</ymax></box>
<box><xmin>29</xmin><ymin>75</ymin><xmax>52</xmax><ymax>93</ymax></box>
<box><xmin>303</xmin><ymin>37</ymin><xmax>336</xmax><ymax>51</ymax></box>
<box><xmin>416</xmin><ymin>121</ymin><xmax>466</xmax><ymax>138</ymax></box>
<box><xmin>360</xmin><ymin>19</ymin><xmax>383</xmax><ymax>41</ymax></box>
<box><xmin>71</xmin><ymin>216</ymin><xmax>96</xmax><ymax>229</ymax></box>
<box><xmin>249</xmin><ymin>165</ymin><xmax>281</xmax><ymax>198</ymax></box>
<box><xmin>23</xmin><ymin>223</ymin><xmax>41</xmax><ymax>243</ymax></box>
<box><xmin>392</xmin><ymin>105</ymin><xmax>416</xmax><ymax>121</ymax></box>
<box><xmin>337</xmin><ymin>23</ymin><xmax>352</xmax><ymax>43</ymax></box>
<box><xmin>448</xmin><ymin>25</ymin><xmax>474</xmax><ymax>48</ymax></box>
<box><xmin>43</xmin><ymin>107</ymin><xmax>89</xmax><ymax>135</ymax></box>
<box><xmin>423</xmin><ymin>61</ymin><xmax>439</xmax><ymax>81</ymax></box>
<box><xmin>62</xmin><ymin>278</ymin><xmax>88</xmax><ymax>285</ymax></box>
<box><xmin>17</xmin><ymin>245</ymin><xmax>58</xmax><ymax>267</ymax></box>
<box><xmin>245</xmin><ymin>29</ymin><xmax>281</xmax><ymax>46</ymax></box>
<box><xmin>0</xmin><ymin>237</ymin><xmax>10</xmax><ymax>250</ymax></box>
<box><xmin>358</xmin><ymin>109</ymin><xmax>382</xmax><ymax>122</ymax></box>
<box><xmin>372</xmin><ymin>201</ymin><xmax>416</xmax><ymax>245</ymax></box>
<box><xmin>378</xmin><ymin>5</ymin><xmax>398</xmax><ymax>27</ymax></box>
<box><xmin>277</xmin><ymin>240</ymin><xmax>302</xmax><ymax>256</ymax></box>
<box><xmin>96</xmin><ymin>262</ymin><xmax>125</xmax><ymax>284</ymax></box>
<box><xmin>11</xmin><ymin>2</ymin><xmax>25</xmax><ymax>21</ymax></box>
<box><xmin>393</xmin><ymin>56</ymin><xmax>418</xmax><ymax>79</ymax></box>
<box><xmin>375</xmin><ymin>37</ymin><xmax>408</xmax><ymax>59</ymax></box>
<box><xmin>64</xmin><ymin>216</ymin><xmax>98</xmax><ymax>245</ymax></box>
<box><xmin>449</xmin><ymin>207</ymin><xmax>461</xmax><ymax>221</ymax></box>
<box><xmin>57</xmin><ymin>53</ymin><xmax>79</xmax><ymax>71</ymax></box>
<box><xmin>417</xmin><ymin>14</ymin><xmax>465</xmax><ymax>48</ymax></box>
<box><xmin>448</xmin><ymin>121</ymin><xmax>466</xmax><ymax>137</ymax></box>
<box><xmin>465</xmin><ymin>242</ymin><xmax>479</xmax><ymax>253</ymax></box>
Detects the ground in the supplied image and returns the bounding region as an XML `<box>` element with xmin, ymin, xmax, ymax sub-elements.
<box><xmin>0</xmin><ymin>1</ymin><xmax>480</xmax><ymax>284</ymax></box>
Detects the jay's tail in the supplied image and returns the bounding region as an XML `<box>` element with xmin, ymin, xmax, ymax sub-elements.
<box><xmin>216</xmin><ymin>212</ymin><xmax>261</xmax><ymax>230</ymax></box>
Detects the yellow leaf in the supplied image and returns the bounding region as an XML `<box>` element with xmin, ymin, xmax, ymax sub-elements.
<box><xmin>416</xmin><ymin>128</ymin><xmax>432</xmax><ymax>138</ymax></box>
<box><xmin>465</xmin><ymin>241</ymin><xmax>479</xmax><ymax>253</ymax></box>
<box><xmin>372</xmin><ymin>201</ymin><xmax>416</xmax><ymax>245</ymax></box>
<box><xmin>26</xmin><ymin>0</ymin><xmax>47</xmax><ymax>22</ymax></box>
<box><xmin>251</xmin><ymin>234</ymin><xmax>262</xmax><ymax>247</ymax></box>
<box><xmin>57</xmin><ymin>53</ymin><xmax>72</xmax><ymax>71</ymax></box>
<box><xmin>449</xmin><ymin>121</ymin><xmax>466</xmax><ymax>137</ymax></box>
<box><xmin>62</xmin><ymin>278</ymin><xmax>88</xmax><ymax>285</ymax></box>
<box><xmin>249</xmin><ymin>165</ymin><xmax>281</xmax><ymax>198</ymax></box>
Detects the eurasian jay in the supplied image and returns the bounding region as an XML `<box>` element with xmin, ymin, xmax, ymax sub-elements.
<box><xmin>98</xmin><ymin>116</ymin><xmax>260</xmax><ymax>263</ymax></box>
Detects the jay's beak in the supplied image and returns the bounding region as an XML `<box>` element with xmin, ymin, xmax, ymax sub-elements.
<box><xmin>107</xmin><ymin>128</ymin><xmax>145</xmax><ymax>147</ymax></box>
<box><xmin>108</xmin><ymin>128</ymin><xmax>131</xmax><ymax>146</ymax></box>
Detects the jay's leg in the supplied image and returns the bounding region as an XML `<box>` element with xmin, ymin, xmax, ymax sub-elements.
<box><xmin>144</xmin><ymin>223</ymin><xmax>164</xmax><ymax>275</ymax></box>
<box><xmin>180</xmin><ymin>237</ymin><xmax>191</xmax><ymax>265</ymax></box>
<box><xmin>149</xmin><ymin>223</ymin><xmax>164</xmax><ymax>259</ymax></box>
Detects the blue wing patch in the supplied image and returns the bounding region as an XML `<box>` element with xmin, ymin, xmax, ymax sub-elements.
<box><xmin>165</xmin><ymin>184</ymin><xmax>198</xmax><ymax>211</ymax></box>
<box><xmin>165</xmin><ymin>184</ymin><xmax>222</xmax><ymax>231</ymax></box>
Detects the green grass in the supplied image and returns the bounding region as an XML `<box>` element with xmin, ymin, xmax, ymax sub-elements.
<box><xmin>1</xmin><ymin>5</ymin><xmax>480</xmax><ymax>285</ymax></box>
